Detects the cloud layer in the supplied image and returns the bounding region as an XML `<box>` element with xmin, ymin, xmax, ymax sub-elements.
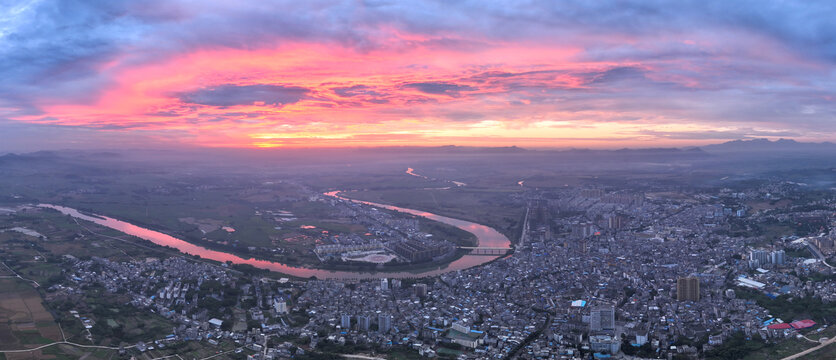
<box><xmin>1</xmin><ymin>0</ymin><xmax>834</xmax><ymax>149</ymax></box>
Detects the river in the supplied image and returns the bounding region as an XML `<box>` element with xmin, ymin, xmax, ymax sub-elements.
<box><xmin>39</xmin><ymin>193</ymin><xmax>510</xmax><ymax>280</ymax></box>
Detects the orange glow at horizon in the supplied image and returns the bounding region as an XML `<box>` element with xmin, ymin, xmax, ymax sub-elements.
<box><xmin>10</xmin><ymin>35</ymin><xmax>809</xmax><ymax>149</ymax></box>
<box><xmin>2</xmin><ymin>1</ymin><xmax>833</xmax><ymax>151</ymax></box>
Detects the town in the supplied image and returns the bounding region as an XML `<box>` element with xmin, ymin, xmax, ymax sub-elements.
<box><xmin>2</xmin><ymin>175</ymin><xmax>834</xmax><ymax>360</ymax></box>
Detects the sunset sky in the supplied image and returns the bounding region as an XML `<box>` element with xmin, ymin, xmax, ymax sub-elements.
<box><xmin>1</xmin><ymin>0</ymin><xmax>834</xmax><ymax>150</ymax></box>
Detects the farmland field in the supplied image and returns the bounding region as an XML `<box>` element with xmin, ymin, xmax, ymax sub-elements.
<box><xmin>0</xmin><ymin>279</ymin><xmax>61</xmax><ymax>351</ymax></box>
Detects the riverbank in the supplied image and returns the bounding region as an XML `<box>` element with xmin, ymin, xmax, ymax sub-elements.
<box><xmin>39</xmin><ymin>201</ymin><xmax>510</xmax><ymax>279</ymax></box>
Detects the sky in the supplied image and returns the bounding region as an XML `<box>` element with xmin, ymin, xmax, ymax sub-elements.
<box><xmin>0</xmin><ymin>0</ymin><xmax>835</xmax><ymax>151</ymax></box>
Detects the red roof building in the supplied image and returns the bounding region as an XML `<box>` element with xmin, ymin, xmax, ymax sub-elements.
<box><xmin>790</xmin><ymin>320</ymin><xmax>816</xmax><ymax>329</ymax></box>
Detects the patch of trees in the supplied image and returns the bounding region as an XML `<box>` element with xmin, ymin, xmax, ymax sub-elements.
<box><xmin>620</xmin><ymin>338</ymin><xmax>656</xmax><ymax>358</ymax></box>
<box><xmin>704</xmin><ymin>333</ymin><xmax>768</xmax><ymax>360</ymax></box>
<box><xmin>736</xmin><ymin>288</ymin><xmax>836</xmax><ymax>322</ymax></box>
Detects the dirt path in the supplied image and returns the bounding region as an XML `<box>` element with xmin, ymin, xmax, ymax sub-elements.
<box><xmin>780</xmin><ymin>336</ymin><xmax>836</xmax><ymax>360</ymax></box>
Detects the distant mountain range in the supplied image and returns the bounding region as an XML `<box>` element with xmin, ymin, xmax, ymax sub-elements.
<box><xmin>351</xmin><ymin>139</ymin><xmax>834</xmax><ymax>155</ymax></box>
<box><xmin>699</xmin><ymin>138</ymin><xmax>836</xmax><ymax>153</ymax></box>
<box><xmin>0</xmin><ymin>151</ymin><xmax>61</xmax><ymax>163</ymax></box>
<box><xmin>1</xmin><ymin>139</ymin><xmax>833</xmax><ymax>159</ymax></box>
<box><xmin>353</xmin><ymin>145</ymin><xmax>528</xmax><ymax>154</ymax></box>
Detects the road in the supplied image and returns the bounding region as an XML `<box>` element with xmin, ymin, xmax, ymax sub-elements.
<box><xmin>1</xmin><ymin>260</ymin><xmax>41</xmax><ymax>287</ymax></box>
<box><xmin>148</xmin><ymin>347</ymin><xmax>242</xmax><ymax>360</ymax></box>
<box><xmin>198</xmin><ymin>347</ymin><xmax>242</xmax><ymax>360</ymax></box>
<box><xmin>802</xmin><ymin>240</ymin><xmax>834</xmax><ymax>268</ymax></box>
<box><xmin>0</xmin><ymin>341</ymin><xmax>131</xmax><ymax>353</ymax></box>
<box><xmin>1</xmin><ymin>339</ymin><xmax>244</xmax><ymax>359</ymax></box>
<box><xmin>780</xmin><ymin>335</ymin><xmax>835</xmax><ymax>360</ymax></box>
<box><xmin>518</xmin><ymin>203</ymin><xmax>531</xmax><ymax>248</ymax></box>
<box><xmin>507</xmin><ymin>311</ymin><xmax>551</xmax><ymax>359</ymax></box>
<box><xmin>150</xmin><ymin>354</ymin><xmax>185</xmax><ymax>360</ymax></box>
<box><xmin>341</xmin><ymin>355</ymin><xmax>387</xmax><ymax>360</ymax></box>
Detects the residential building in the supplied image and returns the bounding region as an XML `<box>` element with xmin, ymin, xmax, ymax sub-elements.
<box><xmin>677</xmin><ymin>276</ymin><xmax>700</xmax><ymax>301</ymax></box>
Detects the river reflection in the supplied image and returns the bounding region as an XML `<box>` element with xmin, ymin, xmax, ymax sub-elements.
<box><xmin>40</xmin><ymin>194</ymin><xmax>510</xmax><ymax>279</ymax></box>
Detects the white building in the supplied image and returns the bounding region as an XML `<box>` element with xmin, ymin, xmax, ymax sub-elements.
<box><xmin>274</xmin><ymin>300</ymin><xmax>288</xmax><ymax>314</ymax></box>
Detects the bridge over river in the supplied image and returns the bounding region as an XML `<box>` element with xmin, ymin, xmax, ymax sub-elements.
<box><xmin>458</xmin><ymin>247</ymin><xmax>512</xmax><ymax>255</ymax></box>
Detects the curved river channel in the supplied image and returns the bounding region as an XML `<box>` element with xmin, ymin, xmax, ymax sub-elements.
<box><xmin>39</xmin><ymin>192</ymin><xmax>511</xmax><ymax>280</ymax></box>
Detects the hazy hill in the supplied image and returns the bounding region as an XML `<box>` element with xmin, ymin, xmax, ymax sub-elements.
<box><xmin>701</xmin><ymin>138</ymin><xmax>836</xmax><ymax>154</ymax></box>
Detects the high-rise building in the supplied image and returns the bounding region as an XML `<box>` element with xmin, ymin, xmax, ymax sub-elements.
<box><xmin>590</xmin><ymin>306</ymin><xmax>615</xmax><ymax>332</ymax></box>
<box><xmin>378</xmin><ymin>313</ymin><xmax>391</xmax><ymax>333</ymax></box>
<box><xmin>380</xmin><ymin>278</ymin><xmax>388</xmax><ymax>291</ymax></box>
<box><xmin>812</xmin><ymin>237</ymin><xmax>834</xmax><ymax>253</ymax></box>
<box><xmin>749</xmin><ymin>249</ymin><xmax>769</xmax><ymax>268</ymax></box>
<box><xmin>340</xmin><ymin>314</ymin><xmax>351</xmax><ymax>329</ymax></box>
<box><xmin>581</xmin><ymin>189</ymin><xmax>605</xmax><ymax>198</ymax></box>
<box><xmin>770</xmin><ymin>250</ymin><xmax>785</xmax><ymax>265</ymax></box>
<box><xmin>635</xmin><ymin>333</ymin><xmax>648</xmax><ymax>346</ymax></box>
<box><xmin>414</xmin><ymin>283</ymin><xmax>428</xmax><ymax>298</ymax></box>
<box><xmin>274</xmin><ymin>300</ymin><xmax>288</xmax><ymax>314</ymax></box>
<box><xmin>607</xmin><ymin>215</ymin><xmax>627</xmax><ymax>230</ymax></box>
<box><xmin>677</xmin><ymin>277</ymin><xmax>700</xmax><ymax>301</ymax></box>
<box><xmin>357</xmin><ymin>315</ymin><xmax>370</xmax><ymax>332</ymax></box>
<box><xmin>572</xmin><ymin>223</ymin><xmax>596</xmax><ymax>239</ymax></box>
